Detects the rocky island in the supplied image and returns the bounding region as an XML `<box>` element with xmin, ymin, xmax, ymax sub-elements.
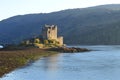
<box><xmin>19</xmin><ymin>24</ymin><xmax>90</xmax><ymax>52</ymax></box>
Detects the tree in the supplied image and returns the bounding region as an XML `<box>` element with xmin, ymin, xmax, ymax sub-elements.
<box><xmin>44</xmin><ymin>40</ymin><xmax>49</xmax><ymax>44</ymax></box>
<box><xmin>34</xmin><ymin>38</ymin><xmax>40</xmax><ymax>43</ymax></box>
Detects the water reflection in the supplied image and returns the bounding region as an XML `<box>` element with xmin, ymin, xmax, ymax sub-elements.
<box><xmin>42</xmin><ymin>54</ymin><xmax>60</xmax><ymax>71</ymax></box>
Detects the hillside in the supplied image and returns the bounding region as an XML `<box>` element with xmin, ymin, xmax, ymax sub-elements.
<box><xmin>1</xmin><ymin>4</ymin><xmax>120</xmax><ymax>45</ymax></box>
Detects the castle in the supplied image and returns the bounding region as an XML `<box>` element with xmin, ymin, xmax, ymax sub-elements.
<box><xmin>42</xmin><ymin>24</ymin><xmax>63</xmax><ymax>46</ymax></box>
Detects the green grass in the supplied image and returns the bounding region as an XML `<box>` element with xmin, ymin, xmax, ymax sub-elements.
<box><xmin>0</xmin><ymin>48</ymin><xmax>58</xmax><ymax>77</ymax></box>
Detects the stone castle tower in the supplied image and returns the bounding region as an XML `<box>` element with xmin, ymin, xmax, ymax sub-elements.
<box><xmin>42</xmin><ymin>24</ymin><xmax>63</xmax><ymax>45</ymax></box>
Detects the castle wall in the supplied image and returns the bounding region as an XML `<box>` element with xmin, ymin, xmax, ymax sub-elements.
<box><xmin>42</xmin><ymin>25</ymin><xmax>57</xmax><ymax>40</ymax></box>
<box><xmin>57</xmin><ymin>36</ymin><xmax>63</xmax><ymax>45</ymax></box>
<box><xmin>47</xmin><ymin>25</ymin><xmax>57</xmax><ymax>40</ymax></box>
<box><xmin>42</xmin><ymin>24</ymin><xmax>63</xmax><ymax>46</ymax></box>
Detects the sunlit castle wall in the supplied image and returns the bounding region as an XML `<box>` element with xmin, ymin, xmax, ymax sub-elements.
<box><xmin>42</xmin><ymin>24</ymin><xmax>63</xmax><ymax>45</ymax></box>
<box><xmin>57</xmin><ymin>36</ymin><xmax>63</xmax><ymax>45</ymax></box>
<box><xmin>42</xmin><ymin>25</ymin><xmax>57</xmax><ymax>40</ymax></box>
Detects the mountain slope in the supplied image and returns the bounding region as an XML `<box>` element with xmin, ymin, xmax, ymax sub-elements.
<box><xmin>1</xmin><ymin>4</ymin><xmax>120</xmax><ymax>45</ymax></box>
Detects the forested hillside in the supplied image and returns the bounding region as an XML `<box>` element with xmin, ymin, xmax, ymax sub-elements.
<box><xmin>1</xmin><ymin>4</ymin><xmax>120</xmax><ymax>45</ymax></box>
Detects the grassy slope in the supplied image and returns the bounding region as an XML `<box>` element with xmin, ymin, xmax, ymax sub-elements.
<box><xmin>0</xmin><ymin>48</ymin><xmax>58</xmax><ymax>77</ymax></box>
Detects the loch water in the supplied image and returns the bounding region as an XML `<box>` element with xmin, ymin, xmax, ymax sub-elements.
<box><xmin>1</xmin><ymin>45</ymin><xmax>120</xmax><ymax>80</ymax></box>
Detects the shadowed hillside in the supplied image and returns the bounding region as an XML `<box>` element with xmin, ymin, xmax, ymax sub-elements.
<box><xmin>1</xmin><ymin>4</ymin><xmax>120</xmax><ymax>45</ymax></box>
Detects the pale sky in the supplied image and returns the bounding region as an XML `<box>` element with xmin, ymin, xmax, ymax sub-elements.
<box><xmin>0</xmin><ymin>0</ymin><xmax>120</xmax><ymax>21</ymax></box>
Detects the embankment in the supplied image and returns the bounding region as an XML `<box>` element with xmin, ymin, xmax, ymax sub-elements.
<box><xmin>0</xmin><ymin>48</ymin><xmax>57</xmax><ymax>77</ymax></box>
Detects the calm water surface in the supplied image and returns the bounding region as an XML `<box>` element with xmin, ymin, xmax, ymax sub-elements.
<box><xmin>1</xmin><ymin>45</ymin><xmax>120</xmax><ymax>80</ymax></box>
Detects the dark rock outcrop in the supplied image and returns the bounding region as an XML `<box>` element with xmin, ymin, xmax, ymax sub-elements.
<box><xmin>47</xmin><ymin>47</ymin><xmax>90</xmax><ymax>53</ymax></box>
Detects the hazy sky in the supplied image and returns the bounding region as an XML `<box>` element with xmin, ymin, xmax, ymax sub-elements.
<box><xmin>0</xmin><ymin>0</ymin><xmax>120</xmax><ymax>21</ymax></box>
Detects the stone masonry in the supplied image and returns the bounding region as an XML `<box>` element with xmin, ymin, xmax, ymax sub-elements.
<box><xmin>42</xmin><ymin>24</ymin><xmax>63</xmax><ymax>45</ymax></box>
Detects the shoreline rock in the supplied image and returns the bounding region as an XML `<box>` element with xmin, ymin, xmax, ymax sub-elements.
<box><xmin>46</xmin><ymin>47</ymin><xmax>90</xmax><ymax>53</ymax></box>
